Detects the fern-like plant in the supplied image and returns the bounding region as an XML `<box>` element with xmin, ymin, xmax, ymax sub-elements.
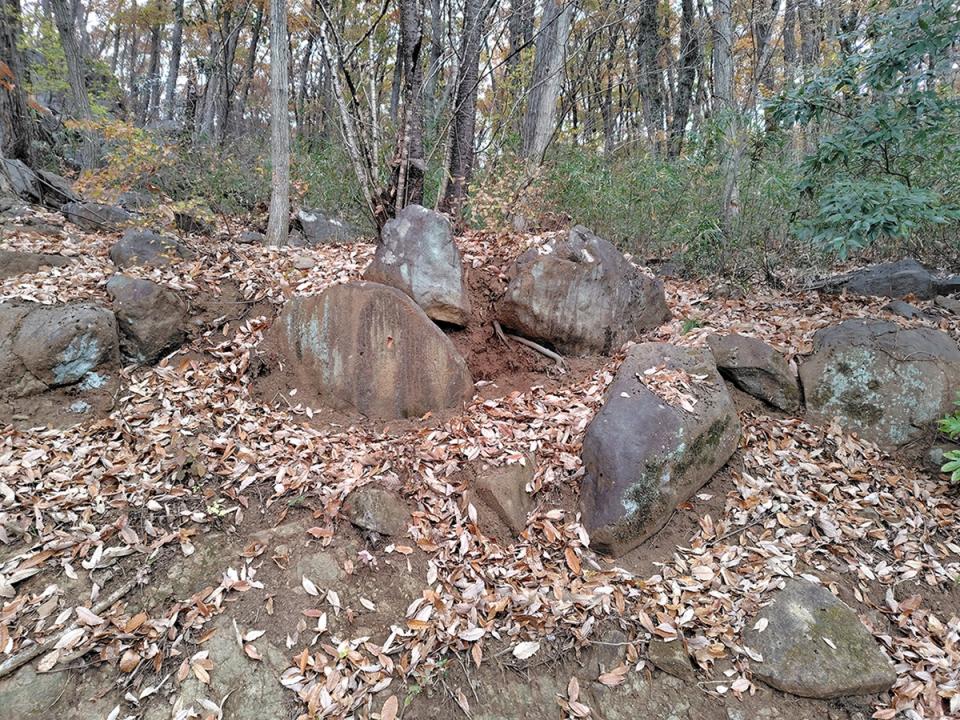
<box><xmin>937</xmin><ymin>394</ymin><xmax>960</xmax><ymax>484</ymax></box>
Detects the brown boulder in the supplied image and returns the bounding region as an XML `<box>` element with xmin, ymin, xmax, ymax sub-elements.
<box><xmin>109</xmin><ymin>229</ymin><xmax>191</xmax><ymax>269</ymax></box>
<box><xmin>497</xmin><ymin>226</ymin><xmax>669</xmax><ymax>356</ymax></box>
<box><xmin>580</xmin><ymin>343</ymin><xmax>740</xmax><ymax>556</ymax></box>
<box><xmin>707</xmin><ymin>333</ymin><xmax>800</xmax><ymax>412</ymax></box>
<box><xmin>106</xmin><ymin>275</ymin><xmax>187</xmax><ymax>363</ymax></box>
<box><xmin>264</xmin><ymin>281</ymin><xmax>473</xmax><ymax>419</ymax></box>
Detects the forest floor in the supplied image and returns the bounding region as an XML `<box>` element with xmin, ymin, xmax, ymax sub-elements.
<box><xmin>0</xmin><ymin>208</ymin><xmax>958</xmax><ymax>720</ymax></box>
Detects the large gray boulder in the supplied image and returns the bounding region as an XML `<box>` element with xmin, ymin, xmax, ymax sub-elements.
<box><xmin>580</xmin><ymin>343</ymin><xmax>740</xmax><ymax>555</ymax></box>
<box><xmin>743</xmin><ymin>578</ymin><xmax>896</xmax><ymax>699</ymax></box>
<box><xmin>263</xmin><ymin>281</ymin><xmax>473</xmax><ymax>419</ymax></box>
<box><xmin>0</xmin><ymin>301</ymin><xmax>118</xmax><ymax>397</ymax></box>
<box><xmin>363</xmin><ymin>204</ymin><xmax>471</xmax><ymax>325</ymax></box>
<box><xmin>825</xmin><ymin>258</ymin><xmax>959</xmax><ymax>300</ymax></box>
<box><xmin>0</xmin><ymin>249</ymin><xmax>72</xmax><ymax>279</ymax></box>
<box><xmin>799</xmin><ymin>319</ymin><xmax>960</xmax><ymax>447</ymax></box>
<box><xmin>106</xmin><ymin>275</ymin><xmax>187</xmax><ymax>363</ymax></box>
<box><xmin>707</xmin><ymin>333</ymin><xmax>800</xmax><ymax>412</ymax></box>
<box><xmin>295</xmin><ymin>208</ymin><xmax>360</xmax><ymax>245</ymax></box>
<box><xmin>109</xmin><ymin>229</ymin><xmax>190</xmax><ymax>268</ymax></box>
<box><xmin>62</xmin><ymin>201</ymin><xmax>132</xmax><ymax>231</ymax></box>
<box><xmin>498</xmin><ymin>226</ymin><xmax>670</xmax><ymax>356</ymax></box>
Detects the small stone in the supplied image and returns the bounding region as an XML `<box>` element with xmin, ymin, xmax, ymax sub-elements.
<box><xmin>292</xmin><ymin>254</ymin><xmax>315</xmax><ymax>270</ymax></box>
<box><xmin>707</xmin><ymin>333</ymin><xmax>800</xmax><ymax>412</ymax></box>
<box><xmin>237</xmin><ymin>230</ymin><xmax>265</xmax><ymax>245</ymax></box>
<box><xmin>927</xmin><ymin>443</ymin><xmax>959</xmax><ymax>474</ymax></box>
<box><xmin>882</xmin><ymin>299</ymin><xmax>928</xmax><ymax>320</ymax></box>
<box><xmin>647</xmin><ymin>637</ymin><xmax>695</xmax><ymax>683</ymax></box>
<box><xmin>743</xmin><ymin>578</ymin><xmax>896</xmax><ymax>699</ymax></box>
<box><xmin>109</xmin><ymin>229</ymin><xmax>191</xmax><ymax>269</ymax></box>
<box><xmin>70</xmin><ymin>400</ymin><xmax>90</xmax><ymax>413</ymax></box>
<box><xmin>470</xmin><ymin>455</ymin><xmax>536</xmax><ymax>535</ymax></box>
<box><xmin>934</xmin><ymin>295</ymin><xmax>960</xmax><ymax>315</ymax></box>
<box><xmin>0</xmin><ymin>249</ymin><xmax>71</xmax><ymax>279</ymax></box>
<box><xmin>342</xmin><ymin>486</ymin><xmax>409</xmax><ymax>537</ymax></box>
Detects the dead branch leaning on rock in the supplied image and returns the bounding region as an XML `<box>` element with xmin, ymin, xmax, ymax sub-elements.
<box><xmin>493</xmin><ymin>320</ymin><xmax>567</xmax><ymax>368</ymax></box>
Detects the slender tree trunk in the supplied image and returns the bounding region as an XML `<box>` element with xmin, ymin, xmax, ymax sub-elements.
<box><xmin>668</xmin><ymin>0</ymin><xmax>698</xmax><ymax>156</ymax></box>
<box><xmin>143</xmin><ymin>3</ymin><xmax>162</xmax><ymax>124</ymax></box>
<box><xmin>636</xmin><ymin>0</ymin><xmax>665</xmax><ymax>154</ymax></box>
<box><xmin>520</xmin><ymin>0</ymin><xmax>572</xmax><ymax>165</ymax></box>
<box><xmin>506</xmin><ymin>0</ymin><xmax>533</xmax><ymax>66</ymax></box>
<box><xmin>49</xmin><ymin>0</ymin><xmax>98</xmax><ymax>166</ymax></box>
<box><xmin>0</xmin><ymin>0</ymin><xmax>36</xmax><ymax>162</ymax></box>
<box><xmin>235</xmin><ymin>1</ymin><xmax>263</xmax><ymax>135</ymax></box>
<box><xmin>297</xmin><ymin>0</ymin><xmax>318</xmax><ymax>129</ymax></box>
<box><xmin>163</xmin><ymin>0</ymin><xmax>185</xmax><ymax>120</ymax></box>
<box><xmin>713</xmin><ymin>0</ymin><xmax>740</xmax><ymax>233</ymax></box>
<box><xmin>266</xmin><ymin>0</ymin><xmax>289</xmax><ymax>246</ymax></box>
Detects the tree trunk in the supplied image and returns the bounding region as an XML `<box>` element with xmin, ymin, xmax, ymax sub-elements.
<box><xmin>668</xmin><ymin>0</ymin><xmax>698</xmax><ymax>156</ymax></box>
<box><xmin>712</xmin><ymin>0</ymin><xmax>740</xmax><ymax>233</ymax></box>
<box><xmin>266</xmin><ymin>0</ymin><xmax>290</xmax><ymax>246</ymax></box>
<box><xmin>520</xmin><ymin>0</ymin><xmax>572</xmax><ymax>165</ymax></box>
<box><xmin>297</xmin><ymin>0</ymin><xmax>318</xmax><ymax>129</ymax></box>
<box><xmin>506</xmin><ymin>0</ymin><xmax>533</xmax><ymax>67</ymax></box>
<box><xmin>163</xmin><ymin>0</ymin><xmax>185</xmax><ymax>120</ymax></box>
<box><xmin>143</xmin><ymin>2</ymin><xmax>162</xmax><ymax>124</ymax></box>
<box><xmin>235</xmin><ymin>1</ymin><xmax>264</xmax><ymax>135</ymax></box>
<box><xmin>0</xmin><ymin>0</ymin><xmax>36</xmax><ymax>162</ymax></box>
<box><xmin>49</xmin><ymin>0</ymin><xmax>98</xmax><ymax>166</ymax></box>
<box><xmin>636</xmin><ymin>0</ymin><xmax>665</xmax><ymax>154</ymax></box>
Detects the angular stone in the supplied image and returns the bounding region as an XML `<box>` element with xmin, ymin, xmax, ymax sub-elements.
<box><xmin>934</xmin><ymin>295</ymin><xmax>960</xmax><ymax>315</ymax></box>
<box><xmin>364</xmin><ymin>204</ymin><xmax>471</xmax><ymax>325</ymax></box>
<box><xmin>293</xmin><ymin>254</ymin><xmax>315</xmax><ymax>269</ymax></box>
<box><xmin>62</xmin><ymin>201</ymin><xmax>132</xmax><ymax>231</ymax></box>
<box><xmin>109</xmin><ymin>229</ymin><xmax>190</xmax><ymax>268</ymax></box>
<box><xmin>296</xmin><ymin>208</ymin><xmax>359</xmax><ymax>245</ymax></box>
<box><xmin>106</xmin><ymin>275</ymin><xmax>187</xmax><ymax>363</ymax></box>
<box><xmin>263</xmin><ymin>281</ymin><xmax>473</xmax><ymax>419</ymax></box>
<box><xmin>882</xmin><ymin>299</ymin><xmax>929</xmax><ymax>320</ymax></box>
<box><xmin>498</xmin><ymin>225</ymin><xmax>670</xmax><ymax>356</ymax></box>
<box><xmin>36</xmin><ymin>169</ymin><xmax>80</xmax><ymax>207</ymax></box>
<box><xmin>707</xmin><ymin>333</ymin><xmax>800</xmax><ymax>412</ymax></box>
<box><xmin>0</xmin><ymin>249</ymin><xmax>71</xmax><ymax>279</ymax></box>
<box><xmin>828</xmin><ymin>258</ymin><xmax>937</xmax><ymax>299</ymax></box>
<box><xmin>342</xmin><ymin>486</ymin><xmax>409</xmax><ymax>536</ymax></box>
<box><xmin>743</xmin><ymin>578</ymin><xmax>896</xmax><ymax>699</ymax></box>
<box><xmin>237</xmin><ymin>230</ymin><xmax>265</xmax><ymax>244</ymax></box>
<box><xmin>580</xmin><ymin>343</ymin><xmax>740</xmax><ymax>555</ymax></box>
<box><xmin>647</xmin><ymin>638</ymin><xmax>695</xmax><ymax>683</ymax></box>
<box><xmin>2</xmin><ymin>158</ymin><xmax>39</xmax><ymax>202</ymax></box>
<box><xmin>0</xmin><ymin>662</ymin><xmax>70</xmax><ymax>720</ymax></box>
<box><xmin>174</xmin><ymin>208</ymin><xmax>213</xmax><ymax>235</ymax></box>
<box><xmin>469</xmin><ymin>455</ymin><xmax>536</xmax><ymax>535</ymax></box>
<box><xmin>799</xmin><ymin>319</ymin><xmax>960</xmax><ymax>447</ymax></box>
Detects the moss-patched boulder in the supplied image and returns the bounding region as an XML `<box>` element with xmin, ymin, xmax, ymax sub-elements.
<box><xmin>743</xmin><ymin>578</ymin><xmax>896</xmax><ymax>699</ymax></box>
<box><xmin>799</xmin><ymin>319</ymin><xmax>960</xmax><ymax>447</ymax></box>
<box><xmin>579</xmin><ymin>342</ymin><xmax>740</xmax><ymax>556</ymax></box>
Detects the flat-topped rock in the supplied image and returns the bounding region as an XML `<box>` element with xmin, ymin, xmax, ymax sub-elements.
<box><xmin>0</xmin><ymin>249</ymin><xmax>72</xmax><ymax>279</ymax></box>
<box><xmin>295</xmin><ymin>208</ymin><xmax>360</xmax><ymax>245</ymax></box>
<box><xmin>62</xmin><ymin>201</ymin><xmax>132</xmax><ymax>231</ymax></box>
<box><xmin>109</xmin><ymin>229</ymin><xmax>191</xmax><ymax>268</ymax></box>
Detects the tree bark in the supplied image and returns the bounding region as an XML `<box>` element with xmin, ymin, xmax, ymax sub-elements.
<box><xmin>0</xmin><ymin>0</ymin><xmax>36</xmax><ymax>162</ymax></box>
<box><xmin>712</xmin><ymin>0</ymin><xmax>740</xmax><ymax>233</ymax></box>
<box><xmin>520</xmin><ymin>0</ymin><xmax>572</xmax><ymax>166</ymax></box>
<box><xmin>143</xmin><ymin>1</ymin><xmax>162</xmax><ymax>124</ymax></box>
<box><xmin>234</xmin><ymin>1</ymin><xmax>264</xmax><ymax>135</ymax></box>
<box><xmin>266</xmin><ymin>0</ymin><xmax>289</xmax><ymax>246</ymax></box>
<box><xmin>636</xmin><ymin>0</ymin><xmax>665</xmax><ymax>154</ymax></box>
<box><xmin>163</xmin><ymin>0</ymin><xmax>185</xmax><ymax>120</ymax></box>
<box><xmin>668</xmin><ymin>0</ymin><xmax>698</xmax><ymax>156</ymax></box>
<box><xmin>49</xmin><ymin>0</ymin><xmax>98</xmax><ymax>166</ymax></box>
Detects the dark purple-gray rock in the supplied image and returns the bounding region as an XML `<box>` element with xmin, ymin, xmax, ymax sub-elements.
<box><xmin>106</xmin><ymin>275</ymin><xmax>187</xmax><ymax>363</ymax></box>
<box><xmin>707</xmin><ymin>333</ymin><xmax>800</xmax><ymax>412</ymax></box>
<box><xmin>743</xmin><ymin>578</ymin><xmax>896</xmax><ymax>699</ymax></box>
<box><xmin>363</xmin><ymin>204</ymin><xmax>471</xmax><ymax>325</ymax></box>
<box><xmin>498</xmin><ymin>226</ymin><xmax>670</xmax><ymax>356</ymax></box>
<box><xmin>826</xmin><ymin>258</ymin><xmax>960</xmax><ymax>300</ymax></box>
<box><xmin>174</xmin><ymin>208</ymin><xmax>213</xmax><ymax>235</ymax></box>
<box><xmin>36</xmin><ymin>170</ymin><xmax>80</xmax><ymax>208</ymax></box>
<box><xmin>799</xmin><ymin>319</ymin><xmax>960</xmax><ymax>447</ymax></box>
<box><xmin>109</xmin><ymin>229</ymin><xmax>190</xmax><ymax>268</ymax></box>
<box><xmin>580</xmin><ymin>342</ymin><xmax>740</xmax><ymax>555</ymax></box>
<box><xmin>62</xmin><ymin>201</ymin><xmax>132</xmax><ymax>231</ymax></box>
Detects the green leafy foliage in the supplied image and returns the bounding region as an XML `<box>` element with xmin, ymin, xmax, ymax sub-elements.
<box><xmin>937</xmin><ymin>394</ymin><xmax>960</xmax><ymax>484</ymax></box>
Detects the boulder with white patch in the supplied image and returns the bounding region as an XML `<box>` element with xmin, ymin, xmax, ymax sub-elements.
<box><xmin>295</xmin><ymin>208</ymin><xmax>360</xmax><ymax>245</ymax></box>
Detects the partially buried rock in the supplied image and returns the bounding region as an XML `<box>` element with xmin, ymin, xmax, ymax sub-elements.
<box><xmin>62</xmin><ymin>201</ymin><xmax>132</xmax><ymax>231</ymax></box>
<box><xmin>106</xmin><ymin>275</ymin><xmax>187</xmax><ymax>363</ymax></box>
<box><xmin>295</xmin><ymin>208</ymin><xmax>359</xmax><ymax>245</ymax></box>
<box><xmin>237</xmin><ymin>230</ymin><xmax>264</xmax><ymax>245</ymax></box>
<box><xmin>743</xmin><ymin>578</ymin><xmax>896</xmax><ymax>699</ymax></box>
<box><xmin>466</xmin><ymin>455</ymin><xmax>536</xmax><ymax>536</ymax></box>
<box><xmin>882</xmin><ymin>299</ymin><xmax>929</xmax><ymax>320</ymax></box>
<box><xmin>498</xmin><ymin>225</ymin><xmax>670</xmax><ymax>356</ymax></box>
<box><xmin>935</xmin><ymin>295</ymin><xmax>960</xmax><ymax>315</ymax></box>
<box><xmin>0</xmin><ymin>301</ymin><xmax>118</xmax><ymax>397</ymax></box>
<box><xmin>109</xmin><ymin>229</ymin><xmax>191</xmax><ymax>268</ymax></box>
<box><xmin>174</xmin><ymin>208</ymin><xmax>213</xmax><ymax>235</ymax></box>
<box><xmin>292</xmin><ymin>254</ymin><xmax>315</xmax><ymax>270</ymax></box>
<box><xmin>799</xmin><ymin>319</ymin><xmax>960</xmax><ymax>447</ymax></box>
<box><xmin>342</xmin><ymin>486</ymin><xmax>408</xmax><ymax>537</ymax></box>
<box><xmin>116</xmin><ymin>190</ymin><xmax>155</xmax><ymax>211</ymax></box>
<box><xmin>0</xmin><ymin>249</ymin><xmax>71</xmax><ymax>279</ymax></box>
<box><xmin>579</xmin><ymin>343</ymin><xmax>740</xmax><ymax>556</ymax></box>
<box><xmin>263</xmin><ymin>281</ymin><xmax>473</xmax><ymax>419</ymax></box>
<box><xmin>827</xmin><ymin>258</ymin><xmax>937</xmax><ymax>299</ymax></box>
<box><xmin>647</xmin><ymin>637</ymin><xmax>695</xmax><ymax>683</ymax></box>
<box><xmin>363</xmin><ymin>204</ymin><xmax>471</xmax><ymax>325</ymax></box>
<box><xmin>707</xmin><ymin>333</ymin><xmax>800</xmax><ymax>412</ymax></box>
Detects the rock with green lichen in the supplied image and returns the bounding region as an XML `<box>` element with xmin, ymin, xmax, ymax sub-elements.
<box><xmin>799</xmin><ymin>319</ymin><xmax>960</xmax><ymax>447</ymax></box>
<box><xmin>579</xmin><ymin>342</ymin><xmax>740</xmax><ymax>556</ymax></box>
<box><xmin>743</xmin><ymin>578</ymin><xmax>896</xmax><ymax>699</ymax></box>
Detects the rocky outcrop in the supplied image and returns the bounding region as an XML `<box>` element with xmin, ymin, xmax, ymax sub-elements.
<box><xmin>580</xmin><ymin>343</ymin><xmax>740</xmax><ymax>555</ymax></box>
<box><xmin>0</xmin><ymin>301</ymin><xmax>118</xmax><ymax>398</ymax></box>
<box><xmin>0</xmin><ymin>249</ymin><xmax>72</xmax><ymax>279</ymax></box>
<box><xmin>62</xmin><ymin>201</ymin><xmax>132</xmax><ymax>231</ymax></box>
<box><xmin>263</xmin><ymin>281</ymin><xmax>474</xmax><ymax>419</ymax></box>
<box><xmin>498</xmin><ymin>226</ymin><xmax>669</xmax><ymax>356</ymax></box>
<box><xmin>799</xmin><ymin>319</ymin><xmax>960</xmax><ymax>447</ymax></box>
<box><xmin>743</xmin><ymin>578</ymin><xmax>896</xmax><ymax>699</ymax></box>
<box><xmin>106</xmin><ymin>275</ymin><xmax>187</xmax><ymax>363</ymax></box>
<box><xmin>295</xmin><ymin>208</ymin><xmax>359</xmax><ymax>245</ymax></box>
<box><xmin>707</xmin><ymin>333</ymin><xmax>800</xmax><ymax>412</ymax></box>
<box><xmin>824</xmin><ymin>258</ymin><xmax>959</xmax><ymax>300</ymax></box>
<box><xmin>109</xmin><ymin>229</ymin><xmax>191</xmax><ymax>268</ymax></box>
<box><xmin>363</xmin><ymin>204</ymin><xmax>471</xmax><ymax>325</ymax></box>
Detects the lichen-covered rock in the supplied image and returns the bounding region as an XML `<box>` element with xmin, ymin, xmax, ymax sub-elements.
<box><xmin>0</xmin><ymin>249</ymin><xmax>71</xmax><ymax>279</ymax></box>
<box><xmin>109</xmin><ymin>229</ymin><xmax>191</xmax><ymax>268</ymax></box>
<box><xmin>743</xmin><ymin>578</ymin><xmax>896</xmax><ymax>698</ymax></box>
<box><xmin>106</xmin><ymin>275</ymin><xmax>187</xmax><ymax>363</ymax></box>
<box><xmin>580</xmin><ymin>343</ymin><xmax>740</xmax><ymax>555</ymax></box>
<box><xmin>295</xmin><ymin>208</ymin><xmax>360</xmax><ymax>245</ymax></box>
<box><xmin>707</xmin><ymin>333</ymin><xmax>800</xmax><ymax>412</ymax></box>
<box><xmin>0</xmin><ymin>301</ymin><xmax>118</xmax><ymax>397</ymax></box>
<box><xmin>799</xmin><ymin>319</ymin><xmax>960</xmax><ymax>447</ymax></box>
<box><xmin>498</xmin><ymin>225</ymin><xmax>670</xmax><ymax>356</ymax></box>
<box><xmin>363</xmin><ymin>204</ymin><xmax>471</xmax><ymax>325</ymax></box>
<box><xmin>263</xmin><ymin>281</ymin><xmax>473</xmax><ymax>419</ymax></box>
<box><xmin>62</xmin><ymin>201</ymin><xmax>132</xmax><ymax>231</ymax></box>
